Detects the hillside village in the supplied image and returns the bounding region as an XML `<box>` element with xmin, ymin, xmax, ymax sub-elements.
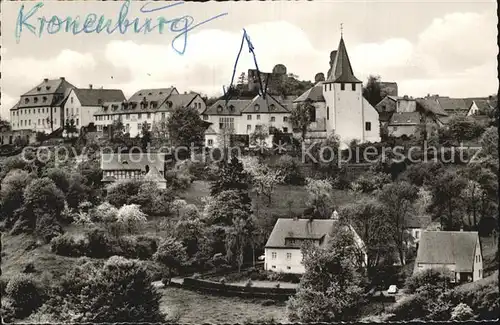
<box><xmin>0</xmin><ymin>35</ymin><xmax>498</xmax><ymax>323</ymax></box>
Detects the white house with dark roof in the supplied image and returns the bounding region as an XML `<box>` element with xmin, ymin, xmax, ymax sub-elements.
<box><xmin>65</xmin><ymin>86</ymin><xmax>126</xmax><ymax>130</ymax></box>
<box><xmin>414</xmin><ymin>231</ymin><xmax>483</xmax><ymax>283</ymax></box>
<box><xmin>10</xmin><ymin>77</ymin><xmax>76</xmax><ymax>133</ymax></box>
<box><xmin>264</xmin><ymin>215</ymin><xmax>367</xmax><ymax>274</ymax></box>
<box><xmin>466</xmin><ymin>99</ymin><xmax>494</xmax><ymax>116</ymax></box>
<box><xmin>93</xmin><ymin>88</ymin><xmax>206</xmax><ymax>137</ymax></box>
<box><xmin>100</xmin><ymin>152</ymin><xmax>167</xmax><ymax>189</ymax></box>
<box><xmin>201</xmin><ymin>94</ymin><xmax>292</xmax><ymax>148</ymax></box>
<box><xmin>294</xmin><ymin>36</ymin><xmax>380</xmax><ymax>147</ymax></box>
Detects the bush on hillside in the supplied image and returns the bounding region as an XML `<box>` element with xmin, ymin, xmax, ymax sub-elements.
<box><xmin>5</xmin><ymin>274</ymin><xmax>45</xmax><ymax>319</ymax></box>
<box><xmin>276</xmin><ymin>154</ymin><xmax>305</xmax><ymax>185</ymax></box>
<box><xmin>405</xmin><ymin>268</ymin><xmax>454</xmax><ymax>294</ymax></box>
<box><xmin>118</xmin><ymin>235</ymin><xmax>159</xmax><ymax>260</ymax></box>
<box><xmin>450</xmin><ymin>303</ymin><xmax>474</xmax><ymax>321</ymax></box>
<box><xmin>165</xmin><ymin>170</ymin><xmax>192</xmax><ymax>191</ymax></box>
<box><xmin>50</xmin><ymin>234</ymin><xmax>87</xmax><ymax>257</ymax></box>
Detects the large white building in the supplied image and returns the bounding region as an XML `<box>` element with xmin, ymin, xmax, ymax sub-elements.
<box><xmin>94</xmin><ymin>87</ymin><xmax>206</xmax><ymax>137</ymax></box>
<box><xmin>9</xmin><ymin>77</ymin><xmax>76</xmax><ymax>134</ymax></box>
<box><xmin>294</xmin><ymin>36</ymin><xmax>381</xmax><ymax>147</ymax></box>
<box><xmin>64</xmin><ymin>86</ymin><xmax>126</xmax><ymax>130</ymax></box>
<box><xmin>201</xmin><ymin>94</ymin><xmax>293</xmax><ymax>148</ymax></box>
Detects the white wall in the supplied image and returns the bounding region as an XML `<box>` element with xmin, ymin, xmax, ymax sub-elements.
<box><xmin>65</xmin><ymin>90</ymin><xmax>101</xmax><ymax>128</ymax></box>
<box><xmin>362</xmin><ymin>98</ymin><xmax>381</xmax><ymax>143</ymax></box>
<box><xmin>264</xmin><ymin>248</ymin><xmax>305</xmax><ymax>274</ymax></box>
<box><xmin>473</xmin><ymin>237</ymin><xmax>483</xmax><ymax>282</ymax></box>
<box><xmin>467</xmin><ymin>102</ymin><xmax>479</xmax><ymax>116</ymax></box>
<box><xmin>11</xmin><ymin>106</ymin><xmax>60</xmax><ymax>133</ymax></box>
<box><xmin>388</xmin><ymin>125</ymin><xmax>417</xmax><ymax>137</ymax></box>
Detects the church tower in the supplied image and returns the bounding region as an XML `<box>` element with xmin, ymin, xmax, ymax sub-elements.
<box><xmin>322</xmin><ymin>35</ymin><xmax>365</xmax><ymax>145</ymax></box>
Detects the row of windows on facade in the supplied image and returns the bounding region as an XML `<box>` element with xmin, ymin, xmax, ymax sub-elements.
<box><xmin>214</xmin><ymin>115</ymin><xmax>288</xmax><ymax>124</ymax></box>
<box><xmin>14</xmin><ymin>118</ymin><xmax>58</xmax><ymax>128</ymax></box>
<box><xmin>270</xmin><ymin>252</ymin><xmax>293</xmax><ymax>260</ymax></box>
<box><xmin>96</xmin><ymin>122</ymin><xmax>151</xmax><ymax>132</ymax></box>
<box><xmin>23</xmin><ymin>95</ymin><xmax>52</xmax><ymax>104</ymax></box>
<box><xmin>95</xmin><ymin>112</ymin><xmax>167</xmax><ymax>121</ymax></box>
<box><xmin>12</xmin><ymin>107</ymin><xmax>57</xmax><ymax>116</ymax></box>
<box><xmin>102</xmin><ymin>100</ymin><xmax>202</xmax><ymax>111</ymax></box>
<box><xmin>216</xmin><ymin>103</ymin><xmax>276</xmax><ymax>113</ymax></box>
<box><xmin>105</xmin><ymin>170</ymin><xmax>143</xmax><ymax>179</ymax></box>
<box><xmin>324</xmin><ymin>83</ymin><xmax>357</xmax><ymax>92</ymax></box>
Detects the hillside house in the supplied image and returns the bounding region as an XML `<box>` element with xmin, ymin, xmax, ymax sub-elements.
<box><xmin>264</xmin><ymin>215</ymin><xmax>367</xmax><ymax>274</ymax></box>
<box><xmin>100</xmin><ymin>152</ymin><xmax>167</xmax><ymax>189</ymax></box>
<box><xmin>414</xmin><ymin>231</ymin><xmax>483</xmax><ymax>283</ymax></box>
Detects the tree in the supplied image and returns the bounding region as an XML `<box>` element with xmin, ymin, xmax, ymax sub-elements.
<box><xmin>151</xmin><ymin>118</ymin><xmax>170</xmax><ymax>143</ymax></box>
<box><xmin>79</xmin><ymin>256</ymin><xmax>166</xmax><ymax>322</ymax></box>
<box><xmin>23</xmin><ymin>178</ymin><xmax>65</xmax><ymax>224</ymax></box>
<box><xmin>210</xmin><ymin>156</ymin><xmax>250</xmax><ymax>198</ymax></box>
<box><xmin>241</xmin><ymin>156</ymin><xmax>284</xmax><ymax>206</ymax></box>
<box><xmin>429</xmin><ymin>171</ymin><xmax>467</xmax><ymax>230</ymax></box>
<box><xmin>111</xmin><ymin>119</ymin><xmax>125</xmax><ymax>140</ymax></box>
<box><xmin>305</xmin><ymin>178</ymin><xmax>335</xmax><ymax>218</ymax></box>
<box><xmin>225</xmin><ymin>215</ymin><xmax>254</xmax><ymax>272</ymax></box>
<box><xmin>350</xmin><ymin>171</ymin><xmax>391</xmax><ymax>194</ymax></box>
<box><xmin>141</xmin><ymin>122</ymin><xmax>152</xmax><ymax>150</ymax></box>
<box><xmin>479</xmin><ymin>126</ymin><xmax>498</xmax><ymax>160</ymax></box>
<box><xmin>276</xmin><ymin>154</ymin><xmax>305</xmax><ymax>185</ymax></box>
<box><xmin>154</xmin><ymin>237</ymin><xmax>188</xmax><ymax>282</ymax></box>
<box><xmin>340</xmin><ymin>198</ymin><xmax>392</xmax><ymax>271</ymax></box>
<box><xmin>290</xmin><ymin>99</ymin><xmax>314</xmax><ymax>141</ymax></box>
<box><xmin>378</xmin><ymin>181</ymin><xmax>418</xmax><ymax>265</ymax></box>
<box><xmin>250</xmin><ymin>124</ymin><xmax>269</xmax><ymax>148</ymax></box>
<box><xmin>204</xmin><ymin>190</ymin><xmax>252</xmax><ymax>226</ymax></box>
<box><xmin>287</xmin><ymin>226</ymin><xmax>364</xmax><ymax>322</ymax></box>
<box><xmin>362</xmin><ymin>75</ymin><xmax>383</xmax><ymax>107</ymax></box>
<box><xmin>116</xmin><ymin>204</ymin><xmax>147</xmax><ymax>234</ymax></box>
<box><xmin>0</xmin><ymin>170</ymin><xmax>32</xmax><ymax>224</ymax></box>
<box><xmin>44</xmin><ymin>168</ymin><xmax>71</xmax><ymax>194</ymax></box>
<box><xmin>167</xmin><ymin>105</ymin><xmax>205</xmax><ymax>150</ymax></box>
<box><xmin>106</xmin><ymin>179</ymin><xmax>143</xmax><ymax>207</ymax></box>
<box><xmin>237</xmin><ymin>72</ymin><xmax>247</xmax><ymax>86</ymax></box>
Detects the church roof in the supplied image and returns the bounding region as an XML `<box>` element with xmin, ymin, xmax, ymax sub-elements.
<box><xmin>294</xmin><ymin>82</ymin><xmax>325</xmax><ymax>103</ymax></box>
<box><xmin>326</xmin><ymin>37</ymin><xmax>362</xmax><ymax>84</ymax></box>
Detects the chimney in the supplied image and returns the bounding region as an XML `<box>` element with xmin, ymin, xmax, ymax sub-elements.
<box><xmin>89</xmin><ymin>84</ymin><xmax>93</xmax><ymax>89</ymax></box>
<box><xmin>44</xmin><ymin>78</ymin><xmax>49</xmax><ymax>82</ymax></box>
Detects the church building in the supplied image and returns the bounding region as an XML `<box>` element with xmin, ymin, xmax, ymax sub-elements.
<box><xmin>294</xmin><ymin>35</ymin><xmax>381</xmax><ymax>147</ymax></box>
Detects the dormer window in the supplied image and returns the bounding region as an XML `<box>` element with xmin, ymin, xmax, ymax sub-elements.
<box><xmin>42</xmin><ymin>96</ymin><xmax>47</xmax><ymax>102</ymax></box>
<box><xmin>103</xmin><ymin>105</ymin><xmax>108</xmax><ymax>111</ymax></box>
<box><xmin>37</xmin><ymin>87</ymin><xmax>42</xmax><ymax>91</ymax></box>
<box><xmin>269</xmin><ymin>104</ymin><xmax>275</xmax><ymax>111</ymax></box>
<box><xmin>217</xmin><ymin>105</ymin><xmax>223</xmax><ymax>113</ymax></box>
<box><xmin>97</xmin><ymin>99</ymin><xmax>103</xmax><ymax>105</ymax></box>
<box><xmin>229</xmin><ymin>105</ymin><xmax>235</xmax><ymax>112</ymax></box>
<box><xmin>254</xmin><ymin>104</ymin><xmax>260</xmax><ymax>111</ymax></box>
<box><xmin>46</xmin><ymin>86</ymin><xmax>51</xmax><ymax>91</ymax></box>
<box><xmin>34</xmin><ymin>97</ymin><xmax>38</xmax><ymax>103</ymax></box>
<box><xmin>166</xmin><ymin>101</ymin><xmax>173</xmax><ymax>108</ymax></box>
<box><xmin>25</xmin><ymin>98</ymin><xmax>29</xmax><ymax>104</ymax></box>
<box><xmin>112</xmin><ymin>104</ymin><xmax>119</xmax><ymax>110</ymax></box>
<box><xmin>151</xmin><ymin>101</ymin><xmax>158</xmax><ymax>109</ymax></box>
<box><xmin>159</xmin><ymin>91</ymin><xmax>163</xmax><ymax>95</ymax></box>
<box><xmin>148</xmin><ymin>92</ymin><xmax>152</xmax><ymax>96</ymax></box>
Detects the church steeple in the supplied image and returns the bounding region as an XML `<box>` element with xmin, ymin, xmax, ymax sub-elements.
<box><xmin>326</xmin><ymin>35</ymin><xmax>362</xmax><ymax>84</ymax></box>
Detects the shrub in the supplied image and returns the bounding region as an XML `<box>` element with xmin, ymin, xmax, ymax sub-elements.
<box><xmin>276</xmin><ymin>155</ymin><xmax>305</xmax><ymax>185</ymax></box>
<box><xmin>85</xmin><ymin>227</ymin><xmax>116</xmax><ymax>258</ymax></box>
<box><xmin>0</xmin><ymin>299</ymin><xmax>16</xmax><ymax>323</ymax></box>
<box><xmin>262</xmin><ymin>299</ymin><xmax>275</xmax><ymax>306</ymax></box>
<box><xmin>5</xmin><ymin>274</ymin><xmax>44</xmax><ymax>319</ymax></box>
<box><xmin>50</xmin><ymin>233</ymin><xmax>87</xmax><ymax>257</ymax></box>
<box><xmin>0</xmin><ymin>277</ymin><xmax>8</xmax><ymax>295</ymax></box>
<box><xmin>165</xmin><ymin>170</ymin><xmax>191</xmax><ymax>191</ymax></box>
<box><xmin>245</xmin><ymin>279</ymin><xmax>253</xmax><ymax>287</ymax></box>
<box><xmin>35</xmin><ymin>213</ymin><xmax>63</xmax><ymax>243</ymax></box>
<box><xmin>451</xmin><ymin>303</ymin><xmax>474</xmax><ymax>321</ymax></box>
<box><xmin>405</xmin><ymin>268</ymin><xmax>454</xmax><ymax>294</ymax></box>
<box><xmin>118</xmin><ymin>235</ymin><xmax>159</xmax><ymax>260</ymax></box>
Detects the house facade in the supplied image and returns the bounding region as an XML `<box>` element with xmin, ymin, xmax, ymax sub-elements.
<box><xmin>264</xmin><ymin>216</ymin><xmax>367</xmax><ymax>274</ymax></box>
<box><xmin>100</xmin><ymin>152</ymin><xmax>167</xmax><ymax>189</ymax></box>
<box><xmin>414</xmin><ymin>231</ymin><xmax>483</xmax><ymax>283</ymax></box>
<box><xmin>94</xmin><ymin>88</ymin><xmax>206</xmax><ymax>137</ymax></box>
<box><xmin>294</xmin><ymin>36</ymin><xmax>380</xmax><ymax>147</ymax></box>
<box><xmin>9</xmin><ymin>77</ymin><xmax>76</xmax><ymax>134</ymax></box>
<box><xmin>64</xmin><ymin>86</ymin><xmax>126</xmax><ymax>131</ymax></box>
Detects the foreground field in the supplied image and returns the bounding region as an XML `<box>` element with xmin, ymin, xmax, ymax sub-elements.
<box><xmin>159</xmin><ymin>286</ymin><xmax>287</xmax><ymax>323</ymax></box>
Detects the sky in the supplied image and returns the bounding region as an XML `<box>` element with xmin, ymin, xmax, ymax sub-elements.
<box><xmin>1</xmin><ymin>0</ymin><xmax>497</xmax><ymax>119</ymax></box>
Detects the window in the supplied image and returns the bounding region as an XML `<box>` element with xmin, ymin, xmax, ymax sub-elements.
<box><xmin>254</xmin><ymin>104</ymin><xmax>260</xmax><ymax>111</ymax></box>
<box><xmin>219</xmin><ymin>117</ymin><xmax>234</xmax><ymax>130</ymax></box>
<box><xmin>125</xmin><ymin>114</ymin><xmax>130</xmax><ymax>120</ymax></box>
<box><xmin>34</xmin><ymin>97</ymin><xmax>38</xmax><ymax>104</ymax></box>
<box><xmin>352</xmin><ymin>83</ymin><xmax>356</xmax><ymax>91</ymax></box>
<box><xmin>415</xmin><ymin>230</ymin><xmax>420</xmax><ymax>239</ymax></box>
<box><xmin>287</xmin><ymin>266</ymin><xmax>291</xmax><ymax>270</ymax></box>
<box><xmin>269</xmin><ymin>104</ymin><xmax>275</xmax><ymax>111</ymax></box>
<box><xmin>66</xmin><ymin>108</ymin><xmax>69</xmax><ymax>116</ymax></box>
<box><xmin>208</xmin><ymin>139</ymin><xmax>213</xmax><ymax>146</ymax></box>
<box><xmin>329</xmin><ymin>84</ymin><xmax>332</xmax><ymax>91</ymax></box>
<box><xmin>283</xmin><ymin>127</ymin><xmax>288</xmax><ymax>133</ymax></box>
<box><xmin>42</xmin><ymin>96</ymin><xmax>47</xmax><ymax>103</ymax></box>
<box><xmin>286</xmin><ymin>252</ymin><xmax>292</xmax><ymax>260</ymax></box>
<box><xmin>161</xmin><ymin>112</ymin><xmax>166</xmax><ymax>119</ymax></box>
<box><xmin>38</xmin><ymin>119</ymin><xmax>40</xmax><ymax>125</ymax></box>
<box><xmin>418</xmin><ymin>263</ymin><xmax>423</xmax><ymax>268</ymax></box>
<box><xmin>257</xmin><ymin>114</ymin><xmax>261</xmax><ymax>120</ymax></box>
<box><xmin>247</xmin><ymin>125</ymin><xmax>251</xmax><ymax>132</ymax></box>
<box><xmin>365</xmin><ymin>122</ymin><xmax>371</xmax><ymax>131</ymax></box>
<box><xmin>327</xmin><ymin>106</ymin><xmax>329</xmax><ymax>120</ymax></box>
<box><xmin>479</xmin><ymin>269</ymin><xmax>482</xmax><ymax>278</ymax></box>
<box><xmin>283</xmin><ymin>116</ymin><xmax>288</xmax><ymax>122</ymax></box>
<box><xmin>309</xmin><ymin>106</ymin><xmax>316</xmax><ymax>122</ymax></box>
<box><xmin>25</xmin><ymin>98</ymin><xmax>29</xmax><ymax>104</ymax></box>
<box><xmin>203</xmin><ymin>115</ymin><xmax>208</xmax><ymax>120</ymax></box>
<box><xmin>71</xmin><ymin>97</ymin><xmax>73</xmax><ymax>104</ymax></box>
<box><xmin>324</xmin><ymin>84</ymin><xmax>327</xmax><ymax>91</ymax></box>
<box><xmin>247</xmin><ymin>115</ymin><xmax>252</xmax><ymax>120</ymax></box>
<box><xmin>76</xmin><ymin>119</ymin><xmax>79</xmax><ymax>126</ymax></box>
<box><xmin>270</xmin><ymin>116</ymin><xmax>275</xmax><ymax>122</ymax></box>
<box><xmin>271</xmin><ymin>252</ymin><xmax>277</xmax><ymax>259</ymax></box>
<box><xmin>147</xmin><ymin>113</ymin><xmax>151</xmax><ymax>119</ymax></box>
<box><xmin>341</xmin><ymin>83</ymin><xmax>345</xmax><ymax>90</ymax></box>
<box><xmin>76</xmin><ymin>107</ymin><xmax>79</xmax><ymax>114</ymax></box>
<box><xmin>138</xmin><ymin>113</ymin><xmax>142</xmax><ymax>119</ymax></box>
<box><xmin>272</xmin><ymin>265</ymin><xmax>276</xmax><ymax>269</ymax></box>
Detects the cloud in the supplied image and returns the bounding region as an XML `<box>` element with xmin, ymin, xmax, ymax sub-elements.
<box><xmin>103</xmin><ymin>21</ymin><xmax>324</xmax><ymax>97</ymax></box>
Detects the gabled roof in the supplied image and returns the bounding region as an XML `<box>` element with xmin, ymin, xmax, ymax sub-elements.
<box><xmin>265</xmin><ymin>218</ymin><xmax>335</xmax><ymax>248</ymax></box>
<box><xmin>326</xmin><ymin>37</ymin><xmax>362</xmax><ymax>84</ymax></box>
<box><xmin>241</xmin><ymin>94</ymin><xmax>289</xmax><ymax>113</ymax></box>
<box><xmin>128</xmin><ymin>87</ymin><xmax>177</xmax><ymax>104</ymax></box>
<box><xmin>144</xmin><ymin>166</ymin><xmax>166</xmax><ymax>182</ymax></box>
<box><xmin>18</xmin><ymin>78</ymin><xmax>76</xmax><ymax>108</ymax></box>
<box><xmin>100</xmin><ymin>153</ymin><xmax>165</xmax><ymax>172</ymax></box>
<box><xmin>388</xmin><ymin>112</ymin><xmax>421</xmax><ymax>126</ymax></box>
<box><xmin>416</xmin><ymin>98</ymin><xmax>448</xmax><ymax>116</ymax></box>
<box><xmin>159</xmin><ymin>93</ymin><xmax>199</xmax><ymax>112</ymax></box>
<box><xmin>294</xmin><ymin>82</ymin><xmax>325</xmax><ymax>103</ymax></box>
<box><xmin>437</xmin><ymin>98</ymin><xmax>469</xmax><ymax>112</ymax></box>
<box><xmin>415</xmin><ymin>231</ymin><xmax>479</xmax><ymax>272</ymax></box>
<box><xmin>73</xmin><ymin>89</ymin><xmax>126</xmax><ymax>106</ymax></box>
<box><xmin>203</xmin><ymin>99</ymin><xmax>252</xmax><ymax>116</ymax></box>
<box><xmin>472</xmin><ymin>99</ymin><xmax>493</xmax><ymax>112</ymax></box>
<box><xmin>204</xmin><ymin>125</ymin><xmax>217</xmax><ymax>135</ymax></box>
